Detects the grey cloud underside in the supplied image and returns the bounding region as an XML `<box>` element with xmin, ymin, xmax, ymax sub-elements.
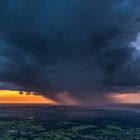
<box><xmin>0</xmin><ymin>0</ymin><xmax>140</xmax><ymax>103</ymax></box>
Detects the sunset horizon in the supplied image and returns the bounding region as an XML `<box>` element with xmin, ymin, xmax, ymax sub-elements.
<box><xmin>0</xmin><ymin>1</ymin><xmax>139</xmax><ymax>139</ymax></box>
<box><xmin>0</xmin><ymin>90</ymin><xmax>139</xmax><ymax>105</ymax></box>
<box><xmin>0</xmin><ymin>90</ymin><xmax>57</xmax><ymax>104</ymax></box>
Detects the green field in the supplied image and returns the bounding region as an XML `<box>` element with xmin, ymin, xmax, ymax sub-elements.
<box><xmin>0</xmin><ymin>119</ymin><xmax>139</xmax><ymax>140</ymax></box>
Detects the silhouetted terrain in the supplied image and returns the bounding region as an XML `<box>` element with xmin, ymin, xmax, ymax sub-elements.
<box><xmin>108</xmin><ymin>103</ymin><xmax>140</xmax><ymax>113</ymax></box>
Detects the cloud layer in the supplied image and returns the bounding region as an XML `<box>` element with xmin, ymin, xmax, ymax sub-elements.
<box><xmin>0</xmin><ymin>0</ymin><xmax>140</xmax><ymax>104</ymax></box>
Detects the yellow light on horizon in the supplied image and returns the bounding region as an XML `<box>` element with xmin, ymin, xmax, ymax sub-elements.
<box><xmin>0</xmin><ymin>90</ymin><xmax>56</xmax><ymax>104</ymax></box>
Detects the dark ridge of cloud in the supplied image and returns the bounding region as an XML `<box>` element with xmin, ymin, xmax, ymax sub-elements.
<box><xmin>0</xmin><ymin>0</ymin><xmax>140</xmax><ymax>104</ymax></box>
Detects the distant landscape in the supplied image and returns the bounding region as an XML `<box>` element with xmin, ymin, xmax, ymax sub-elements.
<box><xmin>0</xmin><ymin>0</ymin><xmax>140</xmax><ymax>140</ymax></box>
<box><xmin>0</xmin><ymin>104</ymin><xmax>139</xmax><ymax>140</ymax></box>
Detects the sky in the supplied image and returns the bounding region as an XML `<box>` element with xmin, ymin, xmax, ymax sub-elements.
<box><xmin>0</xmin><ymin>90</ymin><xmax>56</xmax><ymax>104</ymax></box>
<box><xmin>0</xmin><ymin>0</ymin><xmax>140</xmax><ymax>105</ymax></box>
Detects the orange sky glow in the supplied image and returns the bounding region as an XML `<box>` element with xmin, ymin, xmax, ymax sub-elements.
<box><xmin>110</xmin><ymin>93</ymin><xmax>140</xmax><ymax>104</ymax></box>
<box><xmin>0</xmin><ymin>90</ymin><xmax>139</xmax><ymax>104</ymax></box>
<box><xmin>0</xmin><ymin>90</ymin><xmax>57</xmax><ymax>104</ymax></box>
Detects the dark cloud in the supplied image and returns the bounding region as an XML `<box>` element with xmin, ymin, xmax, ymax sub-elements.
<box><xmin>0</xmin><ymin>0</ymin><xmax>140</xmax><ymax>104</ymax></box>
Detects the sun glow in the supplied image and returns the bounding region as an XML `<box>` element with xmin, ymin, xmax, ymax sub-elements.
<box><xmin>111</xmin><ymin>93</ymin><xmax>140</xmax><ymax>104</ymax></box>
<box><xmin>0</xmin><ymin>90</ymin><xmax>56</xmax><ymax>104</ymax></box>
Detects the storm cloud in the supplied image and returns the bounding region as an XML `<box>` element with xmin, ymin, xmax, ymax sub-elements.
<box><xmin>0</xmin><ymin>0</ymin><xmax>140</xmax><ymax>104</ymax></box>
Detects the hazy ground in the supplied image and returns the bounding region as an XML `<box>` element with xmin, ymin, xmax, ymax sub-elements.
<box><xmin>0</xmin><ymin>104</ymin><xmax>139</xmax><ymax>140</ymax></box>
